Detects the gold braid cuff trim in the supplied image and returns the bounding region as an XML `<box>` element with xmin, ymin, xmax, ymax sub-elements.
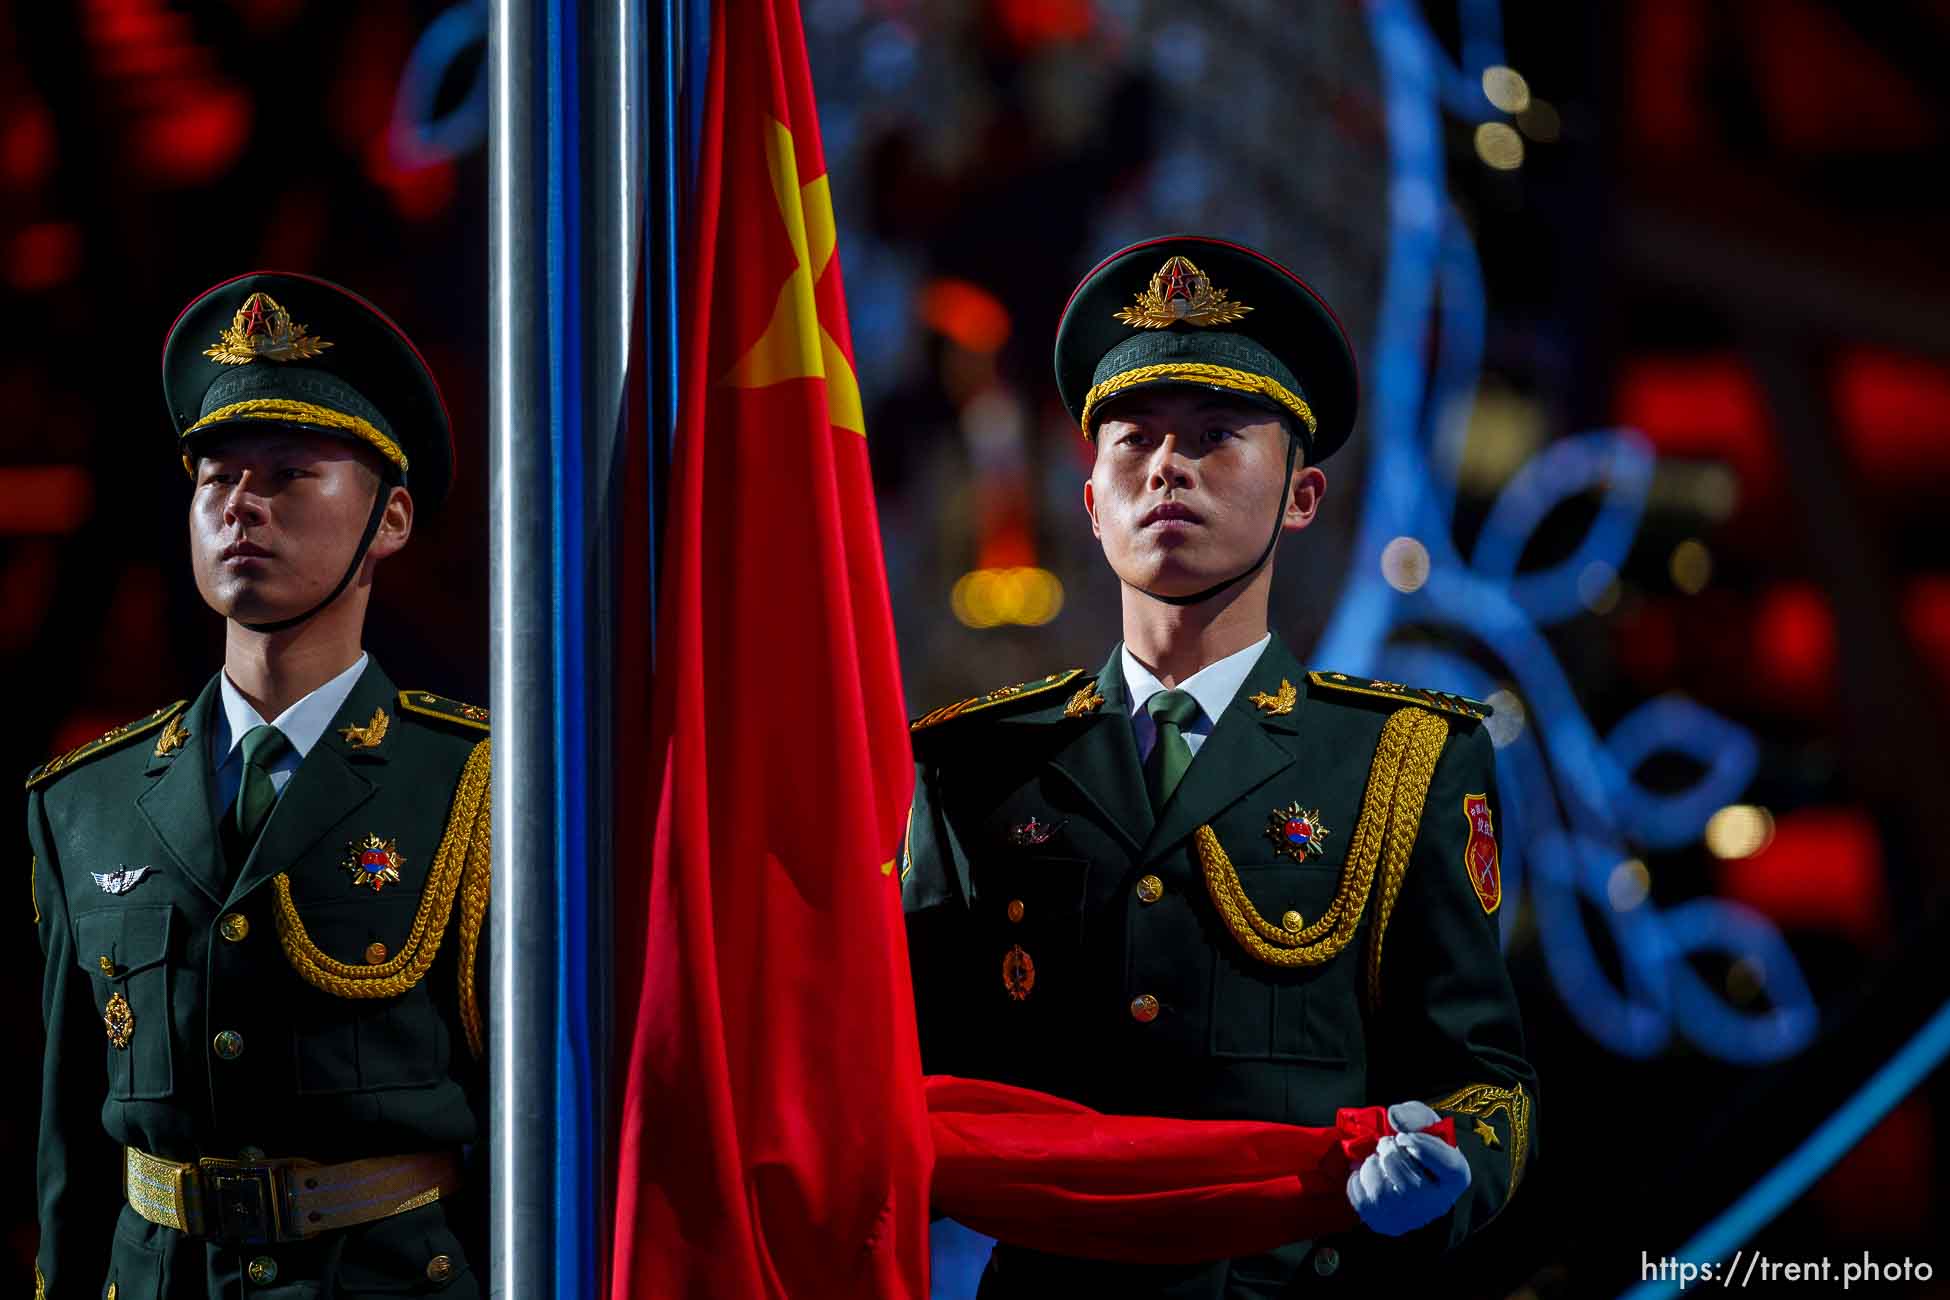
<box><xmin>1426</xmin><ymin>1080</ymin><xmax>1532</xmax><ymax>1209</ymax></box>
<box><xmin>182</xmin><ymin>399</ymin><xmax>410</xmax><ymax>474</ymax></box>
<box><xmin>1080</xmin><ymin>362</ymin><xmax>1318</xmax><ymax>440</ymax></box>
<box><xmin>1196</xmin><ymin>705</ymin><xmax>1450</xmax><ymax>1010</ymax></box>
<box><xmin>271</xmin><ymin>741</ymin><xmax>490</xmax><ymax>1029</ymax></box>
<box><xmin>455</xmin><ymin>740</ymin><xmax>492</xmax><ymax>1060</ymax></box>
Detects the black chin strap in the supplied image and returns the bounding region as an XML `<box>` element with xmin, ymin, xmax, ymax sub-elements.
<box><xmin>238</xmin><ymin>481</ymin><xmax>391</xmax><ymax>635</ymax></box>
<box><xmin>1138</xmin><ymin>431</ymin><xmax>1300</xmax><ymax>607</ymax></box>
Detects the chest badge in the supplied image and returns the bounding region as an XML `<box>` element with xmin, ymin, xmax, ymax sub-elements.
<box><xmin>1265</xmin><ymin>803</ymin><xmax>1330</xmax><ymax>864</ymax></box>
<box><xmin>104</xmin><ymin>991</ymin><xmax>134</xmax><ymax>1049</ymax></box>
<box><xmin>343</xmin><ymin>834</ymin><xmax>406</xmax><ymax>892</ymax></box>
<box><xmin>1462</xmin><ymin>793</ymin><xmax>1501</xmax><ymax>914</ymax></box>
<box><xmin>1009</xmin><ymin>816</ymin><xmax>1062</xmax><ymax>847</ymax></box>
<box><xmin>91</xmin><ymin>866</ymin><xmax>153</xmax><ymax>896</ymax></box>
<box><xmin>1002</xmin><ymin>944</ymin><xmax>1037</xmax><ymax>1001</ymax></box>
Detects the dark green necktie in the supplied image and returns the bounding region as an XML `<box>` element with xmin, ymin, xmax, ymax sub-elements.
<box><xmin>1144</xmin><ymin>689</ymin><xmax>1201</xmax><ymax>811</ymax></box>
<box><xmin>232</xmin><ymin>724</ymin><xmax>292</xmax><ymax>851</ymax></box>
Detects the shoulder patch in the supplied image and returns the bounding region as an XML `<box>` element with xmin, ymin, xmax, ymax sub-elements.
<box><xmin>397</xmin><ymin>690</ymin><xmax>491</xmax><ymax>733</ymax></box>
<box><xmin>1306</xmin><ymin>671</ymin><xmax>1493</xmax><ymax>722</ymax></box>
<box><xmin>27</xmin><ymin>701</ymin><xmax>189</xmax><ymax>790</ymax></box>
<box><xmin>910</xmin><ymin>669</ymin><xmax>1089</xmax><ymax>732</ymax></box>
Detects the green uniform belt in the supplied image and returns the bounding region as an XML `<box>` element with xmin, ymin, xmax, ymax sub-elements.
<box><xmin>123</xmin><ymin>1145</ymin><xmax>462</xmax><ymax>1244</ymax></box>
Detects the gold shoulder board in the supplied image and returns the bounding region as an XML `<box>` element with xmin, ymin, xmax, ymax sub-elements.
<box><xmin>397</xmin><ymin>691</ymin><xmax>491</xmax><ymax>733</ymax></box>
<box><xmin>27</xmin><ymin>701</ymin><xmax>189</xmax><ymax>790</ymax></box>
<box><xmin>1306</xmin><ymin>671</ymin><xmax>1493</xmax><ymax>722</ymax></box>
<box><xmin>911</xmin><ymin>669</ymin><xmax>1089</xmax><ymax>732</ymax></box>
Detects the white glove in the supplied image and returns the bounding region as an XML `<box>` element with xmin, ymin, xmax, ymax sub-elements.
<box><xmin>1344</xmin><ymin>1101</ymin><xmax>1472</xmax><ymax>1236</ymax></box>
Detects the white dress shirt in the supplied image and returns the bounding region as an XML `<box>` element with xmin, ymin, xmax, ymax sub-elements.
<box><xmin>212</xmin><ymin>652</ymin><xmax>369</xmax><ymax>818</ymax></box>
<box><xmin>1121</xmin><ymin>633</ymin><xmax>1272</xmax><ymax>763</ymax></box>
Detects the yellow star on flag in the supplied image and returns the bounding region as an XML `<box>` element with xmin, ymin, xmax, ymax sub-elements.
<box><xmin>722</xmin><ymin>118</ymin><xmax>865</xmax><ymax>436</ymax></box>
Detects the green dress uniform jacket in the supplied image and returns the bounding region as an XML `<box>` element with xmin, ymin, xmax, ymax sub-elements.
<box><xmin>902</xmin><ymin>633</ymin><xmax>1537</xmax><ymax>1298</ymax></box>
<box><xmin>30</xmin><ymin>660</ymin><xmax>491</xmax><ymax>1299</ymax></box>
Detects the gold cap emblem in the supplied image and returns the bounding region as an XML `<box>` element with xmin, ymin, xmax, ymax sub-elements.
<box><xmin>1114</xmin><ymin>256</ymin><xmax>1253</xmax><ymax>329</ymax></box>
<box><xmin>204</xmin><ymin>292</ymin><xmax>334</xmax><ymax>365</ymax></box>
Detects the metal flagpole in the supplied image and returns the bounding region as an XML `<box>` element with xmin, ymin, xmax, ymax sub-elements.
<box><xmin>489</xmin><ymin>0</ymin><xmax>648</xmax><ymax>1295</ymax></box>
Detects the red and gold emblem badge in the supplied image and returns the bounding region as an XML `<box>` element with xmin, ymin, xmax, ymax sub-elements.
<box><xmin>1113</xmin><ymin>256</ymin><xmax>1254</xmax><ymax>329</ymax></box>
<box><xmin>1462</xmin><ymin>793</ymin><xmax>1501</xmax><ymax>914</ymax></box>
<box><xmin>1002</xmin><ymin>944</ymin><xmax>1036</xmax><ymax>1001</ymax></box>
<box><xmin>1264</xmin><ymin>801</ymin><xmax>1329</xmax><ymax>864</ymax></box>
<box><xmin>343</xmin><ymin>834</ymin><xmax>405</xmax><ymax>892</ymax></box>
<box><xmin>203</xmin><ymin>292</ymin><xmax>334</xmax><ymax>365</ymax></box>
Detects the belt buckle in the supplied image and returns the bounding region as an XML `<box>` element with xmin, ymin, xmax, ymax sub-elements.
<box><xmin>195</xmin><ymin>1157</ymin><xmax>291</xmax><ymax>1245</ymax></box>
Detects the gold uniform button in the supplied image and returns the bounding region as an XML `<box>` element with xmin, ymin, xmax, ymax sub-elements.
<box><xmin>1135</xmin><ymin>874</ymin><xmax>1163</xmax><ymax>904</ymax></box>
<box><xmin>365</xmin><ymin>941</ymin><xmax>389</xmax><ymax>965</ymax></box>
<box><xmin>98</xmin><ymin>955</ymin><xmax>117</xmax><ymax>976</ymax></box>
<box><xmin>219</xmin><ymin>913</ymin><xmax>250</xmax><ymax>942</ymax></box>
<box><xmin>247</xmin><ymin>1256</ymin><xmax>278</xmax><ymax>1285</ymax></box>
<box><xmin>213</xmin><ymin>1030</ymin><xmax>244</xmax><ymax>1060</ymax></box>
<box><xmin>1282</xmin><ymin>909</ymin><xmax>1304</xmax><ymax>933</ymax></box>
<box><xmin>1129</xmin><ymin>993</ymin><xmax>1160</xmax><ymax>1023</ymax></box>
<box><xmin>106</xmin><ymin>1285</ymin><xmax>117</xmax><ymax>1300</ymax></box>
<box><xmin>426</xmin><ymin>1254</ymin><xmax>455</xmax><ymax>1284</ymax></box>
<box><xmin>1005</xmin><ymin>899</ymin><xmax>1025</xmax><ymax>923</ymax></box>
<box><xmin>1312</xmin><ymin>1244</ymin><xmax>1341</xmax><ymax>1276</ymax></box>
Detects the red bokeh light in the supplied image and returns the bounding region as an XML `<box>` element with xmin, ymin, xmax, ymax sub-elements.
<box><xmin>1810</xmin><ymin>1099</ymin><xmax>1935</xmax><ymax>1241</ymax></box>
<box><xmin>1714</xmin><ymin>806</ymin><xmax>1887</xmax><ymax>948</ymax></box>
<box><xmin>365</xmin><ymin>135</ymin><xmax>458</xmax><ymax>223</ymax></box>
<box><xmin>920</xmin><ymin>278</ymin><xmax>1013</xmax><ymax>355</ymax></box>
<box><xmin>991</xmin><ymin>0</ymin><xmax>1094</xmax><ymax>52</ymax></box>
<box><xmin>1615</xmin><ymin>355</ymin><xmax>1783</xmax><ymax>510</ymax></box>
<box><xmin>1831</xmin><ymin>349</ymin><xmax>1950</xmax><ymax>492</ymax></box>
<box><xmin>137</xmin><ymin>89</ymin><xmax>253</xmax><ymax>185</ymax></box>
<box><xmin>6</xmin><ymin>223</ymin><xmax>84</xmax><ymax>293</ymax></box>
<box><xmin>0</xmin><ymin>101</ymin><xmax>56</xmax><ymax>189</ymax></box>
<box><xmin>1751</xmin><ymin>583</ymin><xmax>1837</xmax><ymax>702</ymax></box>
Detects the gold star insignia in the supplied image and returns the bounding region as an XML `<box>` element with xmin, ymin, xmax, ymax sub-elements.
<box><xmin>1473</xmin><ymin>1118</ymin><xmax>1500</xmax><ymax>1148</ymax></box>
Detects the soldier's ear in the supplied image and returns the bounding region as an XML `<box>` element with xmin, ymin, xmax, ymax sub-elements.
<box><xmin>369</xmin><ymin>484</ymin><xmax>415</xmax><ymax>561</ymax></box>
<box><xmin>1284</xmin><ymin>464</ymin><xmax>1326</xmax><ymax>531</ymax></box>
<box><xmin>1083</xmin><ymin>478</ymin><xmax>1101</xmax><ymax>539</ymax></box>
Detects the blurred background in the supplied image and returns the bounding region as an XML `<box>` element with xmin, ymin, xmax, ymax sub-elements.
<box><xmin>7</xmin><ymin>0</ymin><xmax>1949</xmax><ymax>1295</ymax></box>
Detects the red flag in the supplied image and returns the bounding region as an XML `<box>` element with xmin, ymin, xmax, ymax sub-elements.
<box><xmin>609</xmin><ymin>0</ymin><xmax>931</xmax><ymax>1295</ymax></box>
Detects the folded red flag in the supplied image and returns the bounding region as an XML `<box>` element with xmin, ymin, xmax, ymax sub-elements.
<box><xmin>925</xmin><ymin>1075</ymin><xmax>1455</xmax><ymax>1265</ymax></box>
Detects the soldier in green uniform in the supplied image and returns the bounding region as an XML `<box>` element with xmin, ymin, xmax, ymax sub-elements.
<box><xmin>29</xmin><ymin>273</ymin><xmax>491</xmax><ymax>1299</ymax></box>
<box><xmin>903</xmin><ymin>236</ymin><xmax>1537</xmax><ymax>1297</ymax></box>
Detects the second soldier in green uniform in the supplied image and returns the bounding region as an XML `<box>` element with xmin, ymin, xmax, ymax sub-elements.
<box><xmin>31</xmin><ymin>274</ymin><xmax>491</xmax><ymax>1298</ymax></box>
<box><xmin>903</xmin><ymin>236</ymin><xmax>1538</xmax><ymax>1297</ymax></box>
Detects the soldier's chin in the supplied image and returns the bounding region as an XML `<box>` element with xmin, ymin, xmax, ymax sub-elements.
<box><xmin>1129</xmin><ymin>556</ymin><xmax>1226</xmax><ymax>599</ymax></box>
<box><xmin>211</xmin><ymin>582</ymin><xmax>316</xmax><ymax>626</ymax></box>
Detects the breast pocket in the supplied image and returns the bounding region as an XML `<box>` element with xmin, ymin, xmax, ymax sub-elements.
<box><xmin>286</xmin><ymin>892</ymin><xmax>451</xmax><ymax>1095</ymax></box>
<box><xmin>74</xmin><ymin>905</ymin><xmax>175</xmax><ymax>1100</ymax></box>
<box><xmin>1208</xmin><ymin>862</ymin><xmax>1352</xmax><ymax>1063</ymax></box>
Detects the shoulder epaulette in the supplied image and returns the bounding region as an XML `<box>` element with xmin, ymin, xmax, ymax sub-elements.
<box><xmin>910</xmin><ymin>669</ymin><xmax>1090</xmax><ymax>732</ymax></box>
<box><xmin>26</xmin><ymin>700</ymin><xmax>188</xmax><ymax>790</ymax></box>
<box><xmin>397</xmin><ymin>690</ymin><xmax>491</xmax><ymax>733</ymax></box>
<box><xmin>1306</xmin><ymin>671</ymin><xmax>1493</xmax><ymax>722</ymax></box>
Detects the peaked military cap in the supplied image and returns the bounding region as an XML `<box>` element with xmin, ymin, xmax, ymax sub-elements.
<box><xmin>1054</xmin><ymin>234</ymin><xmax>1360</xmax><ymax>464</ymax></box>
<box><xmin>162</xmin><ymin>271</ymin><xmax>455</xmax><ymax>511</ymax></box>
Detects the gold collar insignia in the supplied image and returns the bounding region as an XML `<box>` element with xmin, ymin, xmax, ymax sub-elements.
<box><xmin>1249</xmin><ymin>679</ymin><xmax>1296</xmax><ymax>716</ymax></box>
<box><xmin>339</xmin><ymin>707</ymin><xmax>391</xmax><ymax>749</ymax></box>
